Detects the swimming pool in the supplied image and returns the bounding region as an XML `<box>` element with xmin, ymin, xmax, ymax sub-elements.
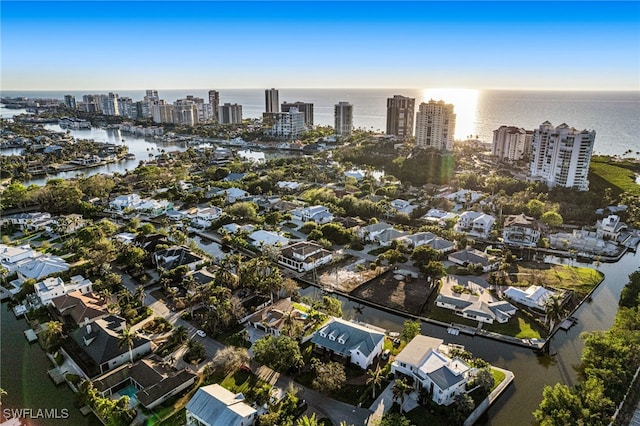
<box><xmin>118</xmin><ymin>384</ymin><xmax>139</xmax><ymax>407</ymax></box>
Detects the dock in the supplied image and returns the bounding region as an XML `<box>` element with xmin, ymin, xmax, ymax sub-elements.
<box><xmin>13</xmin><ymin>304</ymin><xmax>27</xmax><ymax>317</ymax></box>
<box><xmin>559</xmin><ymin>316</ymin><xmax>579</xmax><ymax>331</ymax></box>
<box><xmin>24</xmin><ymin>328</ymin><xmax>38</xmax><ymax>343</ymax></box>
<box><xmin>47</xmin><ymin>367</ymin><xmax>66</xmax><ymax>385</ymax></box>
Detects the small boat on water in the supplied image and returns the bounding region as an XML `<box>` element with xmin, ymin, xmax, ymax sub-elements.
<box><xmin>125</xmin><ymin>153</ymin><xmax>136</xmax><ymax>160</ymax></box>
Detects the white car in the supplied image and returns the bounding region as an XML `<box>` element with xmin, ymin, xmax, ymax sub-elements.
<box><xmin>196</xmin><ymin>329</ymin><xmax>207</xmax><ymax>338</ymax></box>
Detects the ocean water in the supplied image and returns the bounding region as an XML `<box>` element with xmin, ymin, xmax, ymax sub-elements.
<box><xmin>2</xmin><ymin>89</ymin><xmax>638</xmax><ymax>156</ymax></box>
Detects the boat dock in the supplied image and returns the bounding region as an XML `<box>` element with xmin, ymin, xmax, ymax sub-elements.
<box><xmin>13</xmin><ymin>304</ymin><xmax>28</xmax><ymax>317</ymax></box>
<box><xmin>559</xmin><ymin>316</ymin><xmax>579</xmax><ymax>331</ymax></box>
<box><xmin>48</xmin><ymin>367</ymin><xmax>66</xmax><ymax>385</ymax></box>
<box><xmin>24</xmin><ymin>328</ymin><xmax>38</xmax><ymax>343</ymax></box>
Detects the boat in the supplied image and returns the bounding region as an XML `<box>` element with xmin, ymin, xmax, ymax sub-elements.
<box><xmin>125</xmin><ymin>153</ymin><xmax>136</xmax><ymax>160</ymax></box>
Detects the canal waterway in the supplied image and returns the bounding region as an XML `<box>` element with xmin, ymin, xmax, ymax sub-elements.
<box><xmin>0</xmin><ymin>303</ymin><xmax>95</xmax><ymax>426</ymax></box>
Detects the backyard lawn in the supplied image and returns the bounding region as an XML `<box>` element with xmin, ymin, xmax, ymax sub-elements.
<box><xmin>508</xmin><ymin>263</ymin><xmax>603</xmax><ymax>299</ymax></box>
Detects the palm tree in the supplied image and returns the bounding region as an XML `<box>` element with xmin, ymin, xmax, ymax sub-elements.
<box><xmin>118</xmin><ymin>327</ymin><xmax>136</xmax><ymax>364</ymax></box>
<box><xmin>366</xmin><ymin>365</ymin><xmax>384</xmax><ymax>399</ymax></box>
<box><xmin>97</xmin><ymin>288</ymin><xmax>112</xmax><ymax>303</ymax></box>
<box><xmin>296</xmin><ymin>413</ymin><xmax>320</xmax><ymax>426</ymax></box>
<box><xmin>545</xmin><ymin>294</ymin><xmax>565</xmax><ymax>331</ymax></box>
<box><xmin>134</xmin><ymin>285</ymin><xmax>145</xmax><ymax>306</ymax></box>
<box><xmin>282</xmin><ymin>310</ymin><xmax>297</xmax><ymax>337</ymax></box>
<box><xmin>173</xmin><ymin>325</ymin><xmax>188</xmax><ymax>345</ymax></box>
<box><xmin>392</xmin><ymin>378</ymin><xmax>412</xmax><ymax>414</ymax></box>
<box><xmin>45</xmin><ymin>321</ymin><xmax>63</xmax><ymax>350</ymax></box>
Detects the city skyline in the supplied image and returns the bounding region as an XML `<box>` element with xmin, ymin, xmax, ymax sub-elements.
<box><xmin>2</xmin><ymin>1</ymin><xmax>639</xmax><ymax>91</ymax></box>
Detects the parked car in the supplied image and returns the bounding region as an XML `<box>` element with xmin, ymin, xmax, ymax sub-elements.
<box><xmin>196</xmin><ymin>329</ymin><xmax>207</xmax><ymax>338</ymax></box>
<box><xmin>239</xmin><ymin>364</ymin><xmax>252</xmax><ymax>373</ymax></box>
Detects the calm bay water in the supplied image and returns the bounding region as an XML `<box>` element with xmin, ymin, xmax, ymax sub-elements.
<box><xmin>3</xmin><ymin>89</ymin><xmax>639</xmax><ymax>157</ymax></box>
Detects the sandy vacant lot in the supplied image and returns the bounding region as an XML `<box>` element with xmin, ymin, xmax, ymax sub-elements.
<box><xmin>351</xmin><ymin>270</ymin><xmax>431</xmax><ymax>315</ymax></box>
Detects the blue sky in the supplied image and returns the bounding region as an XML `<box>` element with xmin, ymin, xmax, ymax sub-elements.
<box><xmin>2</xmin><ymin>1</ymin><xmax>639</xmax><ymax>90</ymax></box>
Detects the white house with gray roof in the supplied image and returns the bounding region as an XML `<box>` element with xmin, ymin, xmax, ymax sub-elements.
<box><xmin>185</xmin><ymin>384</ymin><xmax>257</xmax><ymax>426</ymax></box>
<box><xmin>278</xmin><ymin>241</ymin><xmax>332</xmax><ymax>272</ymax></box>
<box><xmin>311</xmin><ymin>318</ymin><xmax>385</xmax><ymax>369</ymax></box>
<box><xmin>356</xmin><ymin>222</ymin><xmax>393</xmax><ymax>242</ymax></box>
<box><xmin>391</xmin><ymin>335</ymin><xmax>474</xmax><ymax>406</ymax></box>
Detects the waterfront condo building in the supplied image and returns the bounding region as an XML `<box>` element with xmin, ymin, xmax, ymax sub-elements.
<box><xmin>415</xmin><ymin>99</ymin><xmax>456</xmax><ymax>151</ymax></box>
<box><xmin>265</xmin><ymin>88</ymin><xmax>279</xmax><ymax>113</ymax></box>
<box><xmin>492</xmin><ymin>125</ymin><xmax>533</xmax><ymax>161</ymax></box>
<box><xmin>386</xmin><ymin>95</ymin><xmax>415</xmax><ymax>139</ymax></box>
<box><xmin>82</xmin><ymin>94</ymin><xmax>104</xmax><ymax>113</ymax></box>
<box><xmin>152</xmin><ymin>101</ymin><xmax>175</xmax><ymax>124</ymax></box>
<box><xmin>263</xmin><ymin>107</ymin><xmax>305</xmax><ymax>139</ymax></box>
<box><xmin>102</xmin><ymin>92</ymin><xmax>120</xmax><ymax>116</ymax></box>
<box><xmin>281</xmin><ymin>101</ymin><xmax>314</xmax><ymax>128</ymax></box>
<box><xmin>334</xmin><ymin>101</ymin><xmax>353</xmax><ymax>136</ymax></box>
<box><xmin>218</xmin><ymin>103</ymin><xmax>243</xmax><ymax>124</ymax></box>
<box><xmin>64</xmin><ymin>95</ymin><xmax>76</xmax><ymax>110</ymax></box>
<box><xmin>208</xmin><ymin>90</ymin><xmax>220</xmax><ymax>122</ymax></box>
<box><xmin>528</xmin><ymin>121</ymin><xmax>596</xmax><ymax>191</ymax></box>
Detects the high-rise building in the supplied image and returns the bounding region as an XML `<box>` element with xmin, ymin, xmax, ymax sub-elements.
<box><xmin>263</xmin><ymin>108</ymin><xmax>305</xmax><ymax>140</ymax></box>
<box><xmin>265</xmin><ymin>88</ymin><xmax>279</xmax><ymax>113</ymax></box>
<box><xmin>492</xmin><ymin>126</ymin><xmax>533</xmax><ymax>161</ymax></box>
<box><xmin>118</xmin><ymin>97</ymin><xmax>137</xmax><ymax>119</ymax></box>
<box><xmin>208</xmin><ymin>90</ymin><xmax>220</xmax><ymax>122</ymax></box>
<box><xmin>281</xmin><ymin>101</ymin><xmax>313</xmax><ymax>128</ymax></box>
<box><xmin>145</xmin><ymin>90</ymin><xmax>159</xmax><ymax>102</ymax></box>
<box><xmin>386</xmin><ymin>95</ymin><xmax>415</xmax><ymax>138</ymax></box>
<box><xmin>334</xmin><ymin>102</ymin><xmax>353</xmax><ymax>136</ymax></box>
<box><xmin>82</xmin><ymin>94</ymin><xmax>103</xmax><ymax>113</ymax></box>
<box><xmin>64</xmin><ymin>95</ymin><xmax>76</xmax><ymax>110</ymax></box>
<box><xmin>414</xmin><ymin>100</ymin><xmax>456</xmax><ymax>151</ymax></box>
<box><xmin>102</xmin><ymin>92</ymin><xmax>120</xmax><ymax>116</ymax></box>
<box><xmin>218</xmin><ymin>103</ymin><xmax>243</xmax><ymax>124</ymax></box>
<box><xmin>152</xmin><ymin>101</ymin><xmax>175</xmax><ymax>124</ymax></box>
<box><xmin>528</xmin><ymin>121</ymin><xmax>595</xmax><ymax>191</ymax></box>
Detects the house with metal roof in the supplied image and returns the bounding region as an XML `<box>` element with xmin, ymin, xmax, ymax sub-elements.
<box><xmin>185</xmin><ymin>384</ymin><xmax>257</xmax><ymax>426</ymax></box>
<box><xmin>447</xmin><ymin>248</ymin><xmax>499</xmax><ymax>272</ymax></box>
<box><xmin>391</xmin><ymin>335</ymin><xmax>474</xmax><ymax>406</ymax></box>
<box><xmin>310</xmin><ymin>318</ymin><xmax>385</xmax><ymax>369</ymax></box>
<box><xmin>504</xmin><ymin>285</ymin><xmax>557</xmax><ymax>311</ymax></box>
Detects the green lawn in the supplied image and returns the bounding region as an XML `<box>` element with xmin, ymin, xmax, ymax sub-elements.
<box><xmin>589</xmin><ymin>158</ymin><xmax>640</xmax><ymax>196</ymax></box>
<box><xmin>509</xmin><ymin>263</ymin><xmax>603</xmax><ymax>299</ymax></box>
<box><xmin>155</xmin><ymin>408</ymin><xmax>185</xmax><ymax>426</ymax></box>
<box><xmin>490</xmin><ymin>368</ymin><xmax>506</xmax><ymax>392</ymax></box>
<box><xmin>426</xmin><ymin>306</ymin><xmax>544</xmax><ymax>339</ymax></box>
<box><xmin>368</xmin><ymin>246</ymin><xmax>391</xmax><ymax>256</ymax></box>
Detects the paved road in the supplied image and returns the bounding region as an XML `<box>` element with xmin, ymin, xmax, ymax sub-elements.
<box><xmin>116</xmin><ymin>267</ymin><xmax>224</xmax><ymax>367</ymax></box>
<box><xmin>254</xmin><ymin>364</ymin><xmax>372</xmax><ymax>426</ymax></box>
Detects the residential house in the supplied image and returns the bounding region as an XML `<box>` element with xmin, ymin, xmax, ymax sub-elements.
<box><xmin>390</xmin><ymin>199</ymin><xmax>416</xmax><ymax>215</ymax></box>
<box><xmin>35</xmin><ymin>275</ymin><xmax>93</xmax><ymax>306</ymax></box>
<box><xmin>426</xmin><ymin>237</ymin><xmax>457</xmax><ymax>253</ymax></box>
<box><xmin>223</xmin><ymin>173</ymin><xmax>247</xmax><ymax>182</ymax></box>
<box><xmin>421</xmin><ymin>209</ymin><xmax>458</xmax><ymax>227</ymax></box>
<box><xmin>52</xmin><ymin>291</ymin><xmax>109</xmax><ymax>325</ymax></box>
<box><xmin>1</xmin><ymin>212</ymin><xmax>52</xmax><ymax>231</ymax></box>
<box><xmin>397</xmin><ymin>232</ymin><xmax>437</xmax><ymax>249</ymax></box>
<box><xmin>357</xmin><ymin>222</ymin><xmax>393</xmax><ymax>242</ymax></box>
<box><xmin>68</xmin><ymin>315</ymin><xmax>153</xmax><ymax>377</ymax></box>
<box><xmin>457</xmin><ymin>211</ymin><xmax>495</xmax><ymax>238</ymax></box>
<box><xmin>109</xmin><ymin>194</ymin><xmax>143</xmax><ymax>212</ymax></box>
<box><xmin>502</xmin><ymin>214</ymin><xmax>542</xmax><ymax>247</ymax></box>
<box><xmin>435</xmin><ymin>294</ymin><xmax>516</xmax><ymax>324</ymax></box>
<box><xmin>278</xmin><ymin>241</ymin><xmax>333</xmax><ymax>272</ymax></box>
<box><xmin>54</xmin><ymin>214</ymin><xmax>87</xmax><ymax>233</ymax></box>
<box><xmin>14</xmin><ymin>254</ymin><xmax>69</xmax><ymax>285</ymax></box>
<box><xmin>185</xmin><ymin>384</ymin><xmax>257</xmax><ymax>426</ymax></box>
<box><xmin>391</xmin><ymin>335</ymin><xmax>473</xmax><ymax>405</ymax></box>
<box><xmin>277</xmin><ymin>181</ymin><xmax>302</xmax><ymax>191</ymax></box>
<box><xmin>448</xmin><ymin>248</ymin><xmax>499</xmax><ymax>272</ymax></box>
<box><xmin>189</xmin><ymin>206</ymin><xmax>223</xmax><ymax>228</ymax></box>
<box><xmin>596</xmin><ymin>215</ymin><xmax>627</xmax><ymax>241</ymax></box>
<box><xmin>374</xmin><ymin>228</ymin><xmax>409</xmax><ymax>246</ymax></box>
<box><xmin>137</xmin><ymin>199</ymin><xmax>174</xmax><ymax>217</ymax></box>
<box><xmin>93</xmin><ymin>356</ymin><xmax>197</xmax><ymax>409</ymax></box>
<box><xmin>216</xmin><ymin>187</ymin><xmax>250</xmax><ymax>204</ymax></box>
<box><xmin>310</xmin><ymin>318</ymin><xmax>385</xmax><ymax>369</ymax></box>
<box><xmin>247</xmin><ymin>298</ymin><xmax>308</xmax><ymax>336</ymax></box>
<box><xmin>291</xmin><ymin>205</ymin><xmax>334</xmax><ymax>224</ymax></box>
<box><xmin>444</xmin><ymin>189</ymin><xmax>485</xmax><ymax>206</ymax></box>
<box><xmin>504</xmin><ymin>285</ymin><xmax>557</xmax><ymax>311</ymax></box>
<box><xmin>154</xmin><ymin>246</ymin><xmax>204</xmax><ymax>271</ymax></box>
<box><xmin>0</xmin><ymin>244</ymin><xmax>38</xmax><ymax>273</ymax></box>
<box><xmin>247</xmin><ymin>230</ymin><xmax>290</xmax><ymax>249</ymax></box>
